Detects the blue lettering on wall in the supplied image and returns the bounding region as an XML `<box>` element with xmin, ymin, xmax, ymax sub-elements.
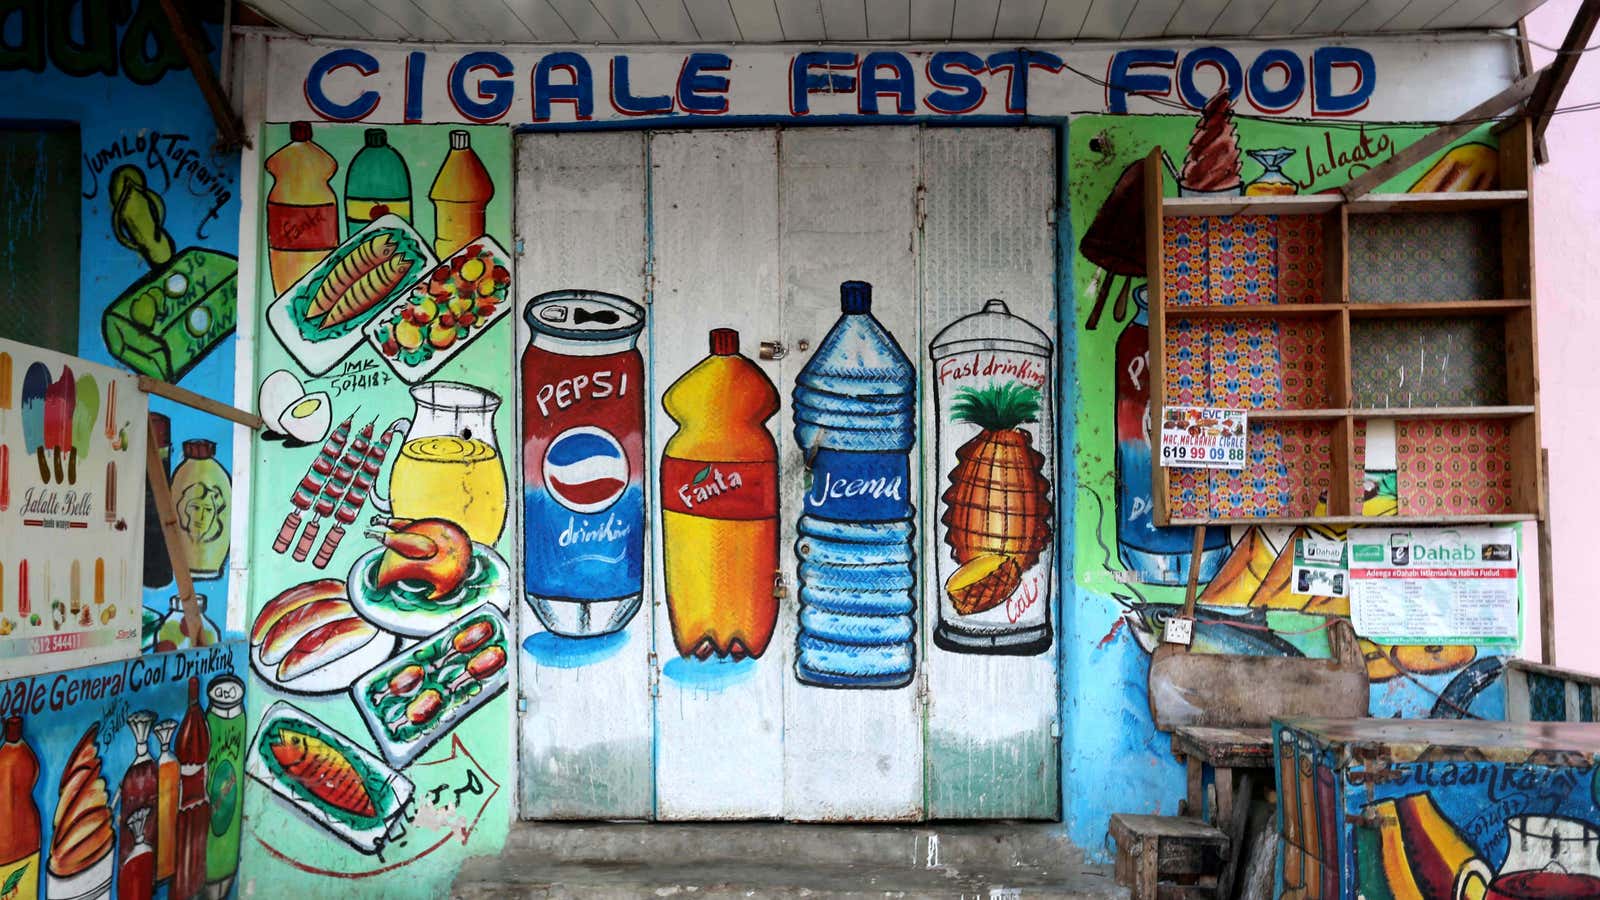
<box><xmin>610</xmin><ymin>56</ymin><xmax>673</xmax><ymax>115</ymax></box>
<box><xmin>449</xmin><ymin>50</ymin><xmax>515</xmax><ymax>123</ymax></box>
<box><xmin>1312</xmin><ymin>46</ymin><xmax>1376</xmax><ymax>116</ymax></box>
<box><xmin>304</xmin><ymin>47</ymin><xmax>380</xmax><ymax>122</ymax></box>
<box><xmin>790</xmin><ymin>51</ymin><xmax>858</xmax><ymax>115</ymax></box>
<box><xmin>923</xmin><ymin>51</ymin><xmax>987</xmax><ymax>114</ymax></box>
<box><xmin>1107</xmin><ymin>46</ymin><xmax>1374</xmax><ymax>116</ymax></box>
<box><xmin>534</xmin><ymin>51</ymin><xmax>594</xmax><ymax>121</ymax></box>
<box><xmin>985</xmin><ymin>49</ymin><xmax>1062</xmax><ymax>114</ymax></box>
<box><xmin>859</xmin><ymin>51</ymin><xmax>914</xmax><ymax>115</ymax></box>
<box><xmin>404</xmin><ymin>51</ymin><xmax>425</xmax><ymax>122</ymax></box>
<box><xmin>1106</xmin><ymin>48</ymin><xmax>1176</xmax><ymax>114</ymax></box>
<box><xmin>1245</xmin><ymin>49</ymin><xmax>1305</xmax><ymax>114</ymax></box>
<box><xmin>1176</xmin><ymin>46</ymin><xmax>1242</xmax><ymax>108</ymax></box>
<box><xmin>678</xmin><ymin>52</ymin><xmax>731</xmax><ymax>114</ymax></box>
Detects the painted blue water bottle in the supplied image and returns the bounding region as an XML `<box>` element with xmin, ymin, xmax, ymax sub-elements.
<box><xmin>792</xmin><ymin>280</ymin><xmax>917</xmax><ymax>689</ymax></box>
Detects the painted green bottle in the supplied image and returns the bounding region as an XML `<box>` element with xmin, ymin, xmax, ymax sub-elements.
<box><xmin>344</xmin><ymin>128</ymin><xmax>413</xmax><ymax>235</ymax></box>
<box><xmin>203</xmin><ymin>675</ymin><xmax>245</xmax><ymax>898</ymax></box>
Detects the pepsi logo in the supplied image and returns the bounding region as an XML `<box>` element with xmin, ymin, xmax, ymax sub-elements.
<box><xmin>544</xmin><ymin>426</ymin><xmax>629</xmax><ymax>514</ymax></box>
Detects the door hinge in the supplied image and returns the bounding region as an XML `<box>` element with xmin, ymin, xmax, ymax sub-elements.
<box><xmin>1050</xmin><ymin>719</ymin><xmax>1061</xmax><ymax>740</ymax></box>
<box><xmin>915</xmin><ymin>672</ymin><xmax>930</xmax><ymax>707</ymax></box>
<box><xmin>647</xmin><ymin>652</ymin><xmax>661</xmax><ymax>698</ymax></box>
<box><xmin>914</xmin><ymin>182</ymin><xmax>928</xmax><ymax>232</ymax></box>
<box><xmin>1047</xmin><ymin>206</ymin><xmax>1059</xmax><ymax>226</ymax></box>
<box><xmin>517</xmin><ymin>695</ymin><xmax>528</xmax><ymax>713</ymax></box>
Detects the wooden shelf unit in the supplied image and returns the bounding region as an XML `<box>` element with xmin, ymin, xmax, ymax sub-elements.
<box><xmin>1146</xmin><ymin>119</ymin><xmax>1542</xmax><ymax>527</ymax></box>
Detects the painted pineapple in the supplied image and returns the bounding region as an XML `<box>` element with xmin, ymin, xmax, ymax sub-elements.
<box><xmin>940</xmin><ymin>383</ymin><xmax>1053</xmax><ymax>615</ymax></box>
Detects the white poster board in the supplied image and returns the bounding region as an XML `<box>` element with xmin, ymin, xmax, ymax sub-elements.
<box><xmin>0</xmin><ymin>338</ymin><xmax>146</xmax><ymax>678</ymax></box>
<box><xmin>1348</xmin><ymin>526</ymin><xmax>1519</xmax><ymax>646</ymax></box>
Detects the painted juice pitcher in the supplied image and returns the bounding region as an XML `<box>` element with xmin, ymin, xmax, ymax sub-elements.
<box><xmin>373</xmin><ymin>381</ymin><xmax>507</xmax><ymax>545</ymax></box>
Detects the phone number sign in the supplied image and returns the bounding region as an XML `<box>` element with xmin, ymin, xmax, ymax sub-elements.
<box><xmin>1158</xmin><ymin>407</ymin><xmax>1248</xmax><ymax>470</ymax></box>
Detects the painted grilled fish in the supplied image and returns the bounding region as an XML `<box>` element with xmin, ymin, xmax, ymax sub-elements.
<box><xmin>269</xmin><ymin>725</ymin><xmax>378</xmax><ymax>817</ymax></box>
<box><xmin>307</xmin><ymin>233</ymin><xmax>413</xmax><ymax>329</ymax></box>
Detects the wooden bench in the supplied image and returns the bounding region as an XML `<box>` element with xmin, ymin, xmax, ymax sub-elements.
<box><xmin>1110</xmin><ymin>813</ymin><xmax>1230</xmax><ymax>900</ymax></box>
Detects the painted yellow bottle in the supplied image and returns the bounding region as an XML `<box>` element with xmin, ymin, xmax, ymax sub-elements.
<box><xmin>0</xmin><ymin>716</ymin><xmax>41</xmax><ymax>900</ymax></box>
<box><xmin>659</xmin><ymin>329</ymin><xmax>780</xmax><ymax>661</ymax></box>
<box><xmin>428</xmin><ymin>130</ymin><xmax>494</xmax><ymax>259</ymax></box>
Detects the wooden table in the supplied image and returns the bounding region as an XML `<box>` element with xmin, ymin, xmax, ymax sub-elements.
<box><xmin>1171</xmin><ymin>725</ymin><xmax>1274</xmax><ymax>825</ymax></box>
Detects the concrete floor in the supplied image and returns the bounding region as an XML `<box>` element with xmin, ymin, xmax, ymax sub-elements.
<box><xmin>452</xmin><ymin>822</ymin><xmax>1128</xmax><ymax>898</ymax></box>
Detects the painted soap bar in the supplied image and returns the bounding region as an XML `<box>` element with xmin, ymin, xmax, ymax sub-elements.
<box><xmin>102</xmin><ymin>248</ymin><xmax>238</xmax><ymax>382</ymax></box>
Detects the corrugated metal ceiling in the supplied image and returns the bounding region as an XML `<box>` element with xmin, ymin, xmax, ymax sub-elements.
<box><xmin>243</xmin><ymin>0</ymin><xmax>1549</xmax><ymax>43</ymax></box>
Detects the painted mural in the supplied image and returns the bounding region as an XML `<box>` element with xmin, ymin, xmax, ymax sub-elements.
<box><xmin>1276</xmin><ymin>721</ymin><xmax>1600</xmax><ymax>900</ymax></box>
<box><xmin>1067</xmin><ymin>106</ymin><xmax>1519</xmax><ymax>851</ymax></box>
<box><xmin>791</xmin><ymin>282</ymin><xmax>919</xmax><ymax>689</ymax></box>
<box><xmin>0</xmin><ymin>0</ymin><xmax>242</xmax><ymax>646</ymax></box>
<box><xmin>929</xmin><ymin>299</ymin><xmax>1056</xmax><ymax>657</ymax></box>
<box><xmin>241</xmin><ymin>123</ymin><xmax>513</xmax><ymax>896</ymax></box>
<box><xmin>521</xmin><ymin>290</ymin><xmax>647</xmax><ymax>639</ymax></box>
<box><xmin>662</xmin><ymin>328</ymin><xmax>781</xmax><ymax>662</ymax></box>
<box><xmin>0</xmin><ymin>645</ymin><xmax>246</xmax><ymax>900</ymax></box>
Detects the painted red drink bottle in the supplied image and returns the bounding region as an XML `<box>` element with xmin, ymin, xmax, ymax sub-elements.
<box><xmin>118</xmin><ymin>711</ymin><xmax>158</xmax><ymax>900</ymax></box>
<box><xmin>522</xmin><ymin>290</ymin><xmax>647</xmax><ymax>638</ymax></box>
<box><xmin>173</xmin><ymin>678</ymin><xmax>210</xmax><ymax>900</ymax></box>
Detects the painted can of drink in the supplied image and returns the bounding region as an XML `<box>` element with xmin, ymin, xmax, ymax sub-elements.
<box><xmin>522</xmin><ymin>290</ymin><xmax>646</xmax><ymax>638</ymax></box>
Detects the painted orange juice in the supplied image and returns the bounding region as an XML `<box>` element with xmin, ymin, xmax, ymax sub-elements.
<box><xmin>378</xmin><ymin>382</ymin><xmax>507</xmax><ymax>545</ymax></box>
<box><xmin>660</xmin><ymin>329</ymin><xmax>780</xmax><ymax>660</ymax></box>
<box><xmin>391</xmin><ymin>436</ymin><xmax>505</xmax><ymax>544</ymax></box>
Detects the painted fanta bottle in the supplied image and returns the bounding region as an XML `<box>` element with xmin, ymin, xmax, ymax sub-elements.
<box><xmin>344</xmin><ymin>127</ymin><xmax>413</xmax><ymax>236</ymax></box>
<box><xmin>429</xmin><ymin>130</ymin><xmax>494</xmax><ymax>259</ymax></box>
<box><xmin>0</xmin><ymin>716</ymin><xmax>40</xmax><ymax>899</ymax></box>
<box><xmin>792</xmin><ymin>281</ymin><xmax>917</xmax><ymax>689</ymax></box>
<box><xmin>264</xmin><ymin>121</ymin><xmax>339</xmax><ymax>295</ymax></box>
<box><xmin>660</xmin><ymin>329</ymin><xmax>780</xmax><ymax>661</ymax></box>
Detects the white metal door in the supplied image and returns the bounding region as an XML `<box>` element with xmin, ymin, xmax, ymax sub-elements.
<box><xmin>515</xmin><ymin>126</ymin><xmax>1060</xmax><ymax>821</ymax></box>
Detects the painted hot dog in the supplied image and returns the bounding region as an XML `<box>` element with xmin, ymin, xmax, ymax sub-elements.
<box><xmin>278</xmin><ymin>617</ymin><xmax>378</xmax><ymax>682</ymax></box>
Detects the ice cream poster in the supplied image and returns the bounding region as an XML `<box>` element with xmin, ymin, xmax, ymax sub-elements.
<box><xmin>0</xmin><ymin>338</ymin><xmax>148</xmax><ymax>680</ymax></box>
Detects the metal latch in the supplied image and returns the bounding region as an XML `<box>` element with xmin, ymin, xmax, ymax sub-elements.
<box><xmin>773</xmin><ymin>572</ymin><xmax>790</xmax><ymax>600</ymax></box>
<box><xmin>759</xmin><ymin>340</ymin><xmax>787</xmax><ymax>360</ymax></box>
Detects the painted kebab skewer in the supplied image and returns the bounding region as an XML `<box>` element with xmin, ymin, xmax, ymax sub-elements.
<box><xmin>294</xmin><ymin>420</ymin><xmax>375</xmax><ymax>563</ymax></box>
<box><xmin>273</xmin><ymin>415</ymin><xmax>354</xmax><ymax>554</ymax></box>
<box><xmin>312</xmin><ymin>419</ymin><xmax>402</xmax><ymax>569</ymax></box>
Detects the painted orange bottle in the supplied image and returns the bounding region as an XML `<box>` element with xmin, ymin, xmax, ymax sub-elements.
<box><xmin>428</xmin><ymin>129</ymin><xmax>494</xmax><ymax>259</ymax></box>
<box><xmin>660</xmin><ymin>329</ymin><xmax>780</xmax><ymax>660</ymax></box>
<box><xmin>264</xmin><ymin>121</ymin><xmax>340</xmax><ymax>295</ymax></box>
<box><xmin>153</xmin><ymin>718</ymin><xmax>178</xmax><ymax>884</ymax></box>
<box><xmin>0</xmin><ymin>716</ymin><xmax>42</xmax><ymax>899</ymax></box>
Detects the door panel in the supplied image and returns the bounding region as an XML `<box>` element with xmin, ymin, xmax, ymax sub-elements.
<box><xmin>920</xmin><ymin>128</ymin><xmax>1061</xmax><ymax>819</ymax></box>
<box><xmin>515</xmin><ymin>132</ymin><xmax>655</xmax><ymax>819</ymax></box>
<box><xmin>650</xmin><ymin>130</ymin><xmax>787</xmax><ymax>820</ymax></box>
<box><xmin>516</xmin><ymin>126</ymin><xmax>1061</xmax><ymax>822</ymax></box>
<box><xmin>778</xmin><ymin>128</ymin><xmax>924</xmax><ymax>821</ymax></box>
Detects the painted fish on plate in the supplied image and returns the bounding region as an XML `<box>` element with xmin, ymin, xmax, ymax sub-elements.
<box><xmin>246</xmin><ymin>701</ymin><xmax>414</xmax><ymax>853</ymax></box>
<box><xmin>265</xmin><ymin>215</ymin><xmax>435</xmax><ymax>376</ymax></box>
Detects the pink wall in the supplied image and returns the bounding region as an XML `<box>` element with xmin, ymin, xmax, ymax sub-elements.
<box><xmin>1523</xmin><ymin>0</ymin><xmax>1600</xmax><ymax>668</ymax></box>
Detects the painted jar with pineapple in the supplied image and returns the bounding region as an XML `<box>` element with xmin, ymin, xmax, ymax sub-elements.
<box><xmin>929</xmin><ymin>299</ymin><xmax>1055</xmax><ymax>656</ymax></box>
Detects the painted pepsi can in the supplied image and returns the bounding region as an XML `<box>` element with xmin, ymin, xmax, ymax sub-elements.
<box><xmin>522</xmin><ymin>290</ymin><xmax>646</xmax><ymax>637</ymax></box>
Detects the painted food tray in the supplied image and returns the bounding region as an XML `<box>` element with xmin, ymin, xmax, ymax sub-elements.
<box><xmin>1274</xmin><ymin>718</ymin><xmax>1600</xmax><ymax>900</ymax></box>
<box><xmin>363</xmin><ymin>237</ymin><xmax>513</xmax><ymax>383</ymax></box>
<box><xmin>346</xmin><ymin>542</ymin><xmax>511</xmax><ymax>638</ymax></box>
<box><xmin>247</xmin><ymin>701</ymin><xmax>415</xmax><ymax>853</ymax></box>
<box><xmin>350</xmin><ymin>604</ymin><xmax>510</xmax><ymax>767</ymax></box>
<box><xmin>266</xmin><ymin>215</ymin><xmax>435</xmax><ymax>375</ymax></box>
<box><xmin>248</xmin><ymin>577</ymin><xmax>400</xmax><ymax>696</ymax></box>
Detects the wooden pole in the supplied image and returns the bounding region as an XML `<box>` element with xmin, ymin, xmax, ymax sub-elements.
<box><xmin>1525</xmin><ymin>0</ymin><xmax>1600</xmax><ymax>154</ymax></box>
<box><xmin>155</xmin><ymin>0</ymin><xmax>248</xmax><ymax>151</ymax></box>
<box><xmin>147</xmin><ymin>419</ymin><xmax>202</xmax><ymax>645</ymax></box>
<box><xmin>138</xmin><ymin>375</ymin><xmax>264</xmax><ymax>429</ymax></box>
<box><xmin>1339</xmin><ymin>68</ymin><xmax>1546</xmax><ymax>201</ymax></box>
<box><xmin>1540</xmin><ymin>448</ymin><xmax>1556</xmax><ymax>665</ymax></box>
<box><xmin>1182</xmin><ymin>524</ymin><xmax>1207</xmax><ymax>621</ymax></box>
